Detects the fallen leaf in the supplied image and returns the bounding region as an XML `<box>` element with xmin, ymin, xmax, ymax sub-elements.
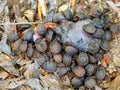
<box><xmin>16</xmin><ymin>59</ymin><xmax>32</xmax><ymax>66</ymax></box>
<box><xmin>0</xmin><ymin>43</ymin><xmax>11</xmax><ymax>55</ymax></box>
<box><xmin>0</xmin><ymin>78</ymin><xmax>21</xmax><ymax>89</ymax></box>
<box><xmin>44</xmin><ymin>22</ymin><xmax>58</xmax><ymax>29</ymax></box>
<box><xmin>101</xmin><ymin>55</ymin><xmax>111</xmax><ymax>67</ymax></box>
<box><xmin>0</xmin><ymin>30</ymin><xmax>11</xmax><ymax>54</ymax></box>
<box><xmin>95</xmin><ymin>85</ymin><xmax>102</xmax><ymax>90</ymax></box>
<box><xmin>101</xmin><ymin>59</ymin><xmax>107</xmax><ymax>68</ymax></box>
<box><xmin>0</xmin><ymin>70</ymin><xmax>9</xmax><ymax>79</ymax></box>
<box><xmin>26</xmin><ymin>86</ymin><xmax>32</xmax><ymax>90</ymax></box>
<box><xmin>113</xmin><ymin>54</ymin><xmax>120</xmax><ymax>67</ymax></box>
<box><xmin>3</xmin><ymin>65</ymin><xmax>19</xmax><ymax>76</ymax></box>
<box><xmin>24</xmin><ymin>10</ymin><xmax>34</xmax><ymax>22</ymax></box>
<box><xmin>26</xmin><ymin>79</ymin><xmax>43</xmax><ymax>90</ymax></box>
<box><xmin>114</xmin><ymin>0</ymin><xmax>118</xmax><ymax>4</ymax></box>
<box><xmin>71</xmin><ymin>0</ymin><xmax>76</xmax><ymax>7</ymax></box>
<box><xmin>40</xmin><ymin>68</ymin><xmax>48</xmax><ymax>76</ymax></box>
<box><xmin>0</xmin><ymin>0</ymin><xmax>7</xmax><ymax>17</ymax></box>
<box><xmin>108</xmin><ymin>75</ymin><xmax>120</xmax><ymax>90</ymax></box>
<box><xmin>106</xmin><ymin>1</ymin><xmax>119</xmax><ymax>12</ymax></box>
<box><xmin>7</xmin><ymin>80</ymin><xmax>26</xmax><ymax>89</ymax></box>
<box><xmin>40</xmin><ymin>74</ymin><xmax>63</xmax><ymax>90</ymax></box>
<box><xmin>58</xmin><ymin>4</ymin><xmax>69</xmax><ymax>12</ymax></box>
<box><xmin>0</xmin><ymin>53</ymin><xmax>11</xmax><ymax>62</ymax></box>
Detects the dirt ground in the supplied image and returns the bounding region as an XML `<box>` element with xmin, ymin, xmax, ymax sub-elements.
<box><xmin>0</xmin><ymin>0</ymin><xmax>119</xmax><ymax>90</ymax></box>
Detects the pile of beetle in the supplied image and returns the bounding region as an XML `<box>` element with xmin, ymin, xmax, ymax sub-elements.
<box><xmin>4</xmin><ymin>1</ymin><xmax>120</xmax><ymax>89</ymax></box>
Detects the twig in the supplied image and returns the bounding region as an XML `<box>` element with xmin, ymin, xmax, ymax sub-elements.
<box><xmin>0</xmin><ymin>21</ymin><xmax>43</xmax><ymax>26</ymax></box>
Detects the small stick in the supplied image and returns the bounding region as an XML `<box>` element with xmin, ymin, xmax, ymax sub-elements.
<box><xmin>0</xmin><ymin>21</ymin><xmax>43</xmax><ymax>26</ymax></box>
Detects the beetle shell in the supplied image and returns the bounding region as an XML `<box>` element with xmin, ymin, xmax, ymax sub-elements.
<box><xmin>35</xmin><ymin>39</ymin><xmax>47</xmax><ymax>52</ymax></box>
<box><xmin>8</xmin><ymin>32</ymin><xmax>18</xmax><ymax>42</ymax></box>
<box><xmin>53</xmin><ymin>54</ymin><xmax>62</xmax><ymax>63</ymax></box>
<box><xmin>96</xmin><ymin>65</ymin><xmax>105</xmax><ymax>80</ymax></box>
<box><xmin>34</xmin><ymin>54</ymin><xmax>48</xmax><ymax>66</ymax></box>
<box><xmin>85</xmin><ymin>64</ymin><xmax>97</xmax><ymax>76</ymax></box>
<box><xmin>43</xmin><ymin>61</ymin><xmax>57</xmax><ymax>72</ymax></box>
<box><xmin>71</xmin><ymin>77</ymin><xmax>84</xmax><ymax>87</ymax></box>
<box><xmin>85</xmin><ymin>77</ymin><xmax>96</xmax><ymax>89</ymax></box>
<box><xmin>46</xmin><ymin>30</ymin><xmax>54</xmax><ymax>42</ymax></box>
<box><xmin>57</xmin><ymin>67</ymin><xmax>68</xmax><ymax>76</ymax></box>
<box><xmin>65</xmin><ymin>46</ymin><xmax>78</xmax><ymax>55</ymax></box>
<box><xmin>13</xmin><ymin>39</ymin><xmax>22</xmax><ymax>51</ymax></box>
<box><xmin>37</xmin><ymin>23</ymin><xmax>46</xmax><ymax>35</ymax></box>
<box><xmin>83</xmin><ymin>24</ymin><xmax>96</xmax><ymax>34</ymax></box>
<box><xmin>102</xmin><ymin>31</ymin><xmax>112</xmax><ymax>41</ymax></box>
<box><xmin>93</xmin><ymin>29</ymin><xmax>104</xmax><ymax>38</ymax></box>
<box><xmin>77</xmin><ymin>52</ymin><xmax>89</xmax><ymax>66</ymax></box>
<box><xmin>72</xmin><ymin>66</ymin><xmax>85</xmax><ymax>77</ymax></box>
<box><xmin>50</xmin><ymin>41</ymin><xmax>61</xmax><ymax>54</ymax></box>
<box><xmin>63</xmin><ymin>9</ymin><xmax>72</xmax><ymax>20</ymax></box>
<box><xmin>101</xmin><ymin>40</ymin><xmax>110</xmax><ymax>51</ymax></box>
<box><xmin>87</xmin><ymin>40</ymin><xmax>100</xmax><ymax>54</ymax></box>
<box><xmin>27</xmin><ymin>43</ymin><xmax>33</xmax><ymax>57</ymax></box>
<box><xmin>89</xmin><ymin>55</ymin><xmax>98</xmax><ymax>64</ymax></box>
<box><xmin>52</xmin><ymin>12</ymin><xmax>65</xmax><ymax>23</ymax></box>
<box><xmin>19</xmin><ymin>41</ymin><xmax>27</xmax><ymax>52</ymax></box>
<box><xmin>63</xmin><ymin>54</ymin><xmax>72</xmax><ymax>66</ymax></box>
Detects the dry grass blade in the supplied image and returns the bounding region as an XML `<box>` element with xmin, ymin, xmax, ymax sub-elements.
<box><xmin>38</xmin><ymin>0</ymin><xmax>47</xmax><ymax>18</ymax></box>
<box><xmin>70</xmin><ymin>0</ymin><xmax>76</xmax><ymax>7</ymax></box>
<box><xmin>38</xmin><ymin>2</ymin><xmax>43</xmax><ymax>22</ymax></box>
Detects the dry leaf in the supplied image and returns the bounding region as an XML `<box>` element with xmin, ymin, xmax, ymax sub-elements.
<box><xmin>7</xmin><ymin>80</ymin><xmax>26</xmax><ymax>89</ymax></box>
<box><xmin>0</xmin><ymin>78</ymin><xmax>21</xmax><ymax>89</ymax></box>
<box><xmin>0</xmin><ymin>61</ymin><xmax>13</xmax><ymax>67</ymax></box>
<box><xmin>0</xmin><ymin>43</ymin><xmax>11</xmax><ymax>55</ymax></box>
<box><xmin>40</xmin><ymin>75</ymin><xmax>62</xmax><ymax>90</ymax></box>
<box><xmin>26</xmin><ymin>79</ymin><xmax>43</xmax><ymax>90</ymax></box>
<box><xmin>101</xmin><ymin>55</ymin><xmax>110</xmax><ymax>68</ymax></box>
<box><xmin>70</xmin><ymin>0</ymin><xmax>76</xmax><ymax>7</ymax></box>
<box><xmin>3</xmin><ymin>65</ymin><xmax>19</xmax><ymax>76</ymax></box>
<box><xmin>24</xmin><ymin>62</ymin><xmax>39</xmax><ymax>79</ymax></box>
<box><xmin>106</xmin><ymin>1</ymin><xmax>120</xmax><ymax>17</ymax></box>
<box><xmin>0</xmin><ymin>53</ymin><xmax>11</xmax><ymax>62</ymax></box>
<box><xmin>0</xmin><ymin>70</ymin><xmax>9</xmax><ymax>79</ymax></box>
<box><xmin>60</xmin><ymin>75</ymin><xmax>71</xmax><ymax>86</ymax></box>
<box><xmin>16</xmin><ymin>59</ymin><xmax>32</xmax><ymax>66</ymax></box>
<box><xmin>0</xmin><ymin>54</ymin><xmax>18</xmax><ymax>76</ymax></box>
<box><xmin>13</xmin><ymin>4</ymin><xmax>27</xmax><ymax>23</ymax></box>
<box><xmin>108</xmin><ymin>75</ymin><xmax>120</xmax><ymax>90</ymax></box>
<box><xmin>40</xmin><ymin>68</ymin><xmax>48</xmax><ymax>76</ymax></box>
<box><xmin>0</xmin><ymin>22</ymin><xmax>12</xmax><ymax>54</ymax></box>
<box><xmin>45</xmin><ymin>22</ymin><xmax>58</xmax><ymax>29</ymax></box>
<box><xmin>58</xmin><ymin>4</ymin><xmax>69</xmax><ymax>12</ymax></box>
<box><xmin>24</xmin><ymin>10</ymin><xmax>34</xmax><ymax>22</ymax></box>
<box><xmin>26</xmin><ymin>86</ymin><xmax>32</xmax><ymax>90</ymax></box>
<box><xmin>95</xmin><ymin>85</ymin><xmax>102</xmax><ymax>90</ymax></box>
<box><xmin>0</xmin><ymin>0</ymin><xmax>7</xmax><ymax>17</ymax></box>
<box><xmin>113</xmin><ymin>54</ymin><xmax>120</xmax><ymax>67</ymax></box>
<box><xmin>114</xmin><ymin>0</ymin><xmax>119</xmax><ymax>4</ymax></box>
<box><xmin>101</xmin><ymin>59</ymin><xmax>107</xmax><ymax>68</ymax></box>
